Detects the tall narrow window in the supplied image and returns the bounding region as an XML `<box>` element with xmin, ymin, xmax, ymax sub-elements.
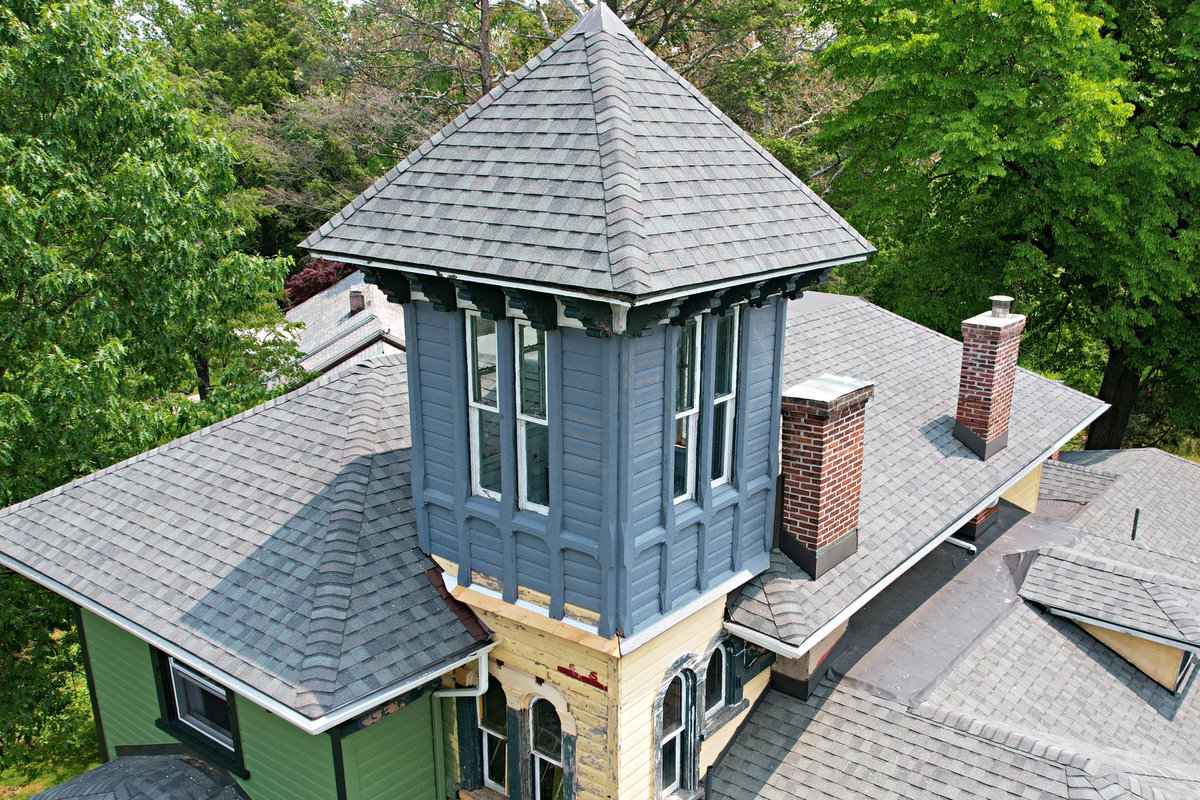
<box><xmin>516</xmin><ymin>321</ymin><xmax>550</xmax><ymax>511</ymax></box>
<box><xmin>673</xmin><ymin>319</ymin><xmax>700</xmax><ymax>501</ymax></box>
<box><xmin>704</xmin><ymin>648</ymin><xmax>726</xmax><ymax>716</ymax></box>
<box><xmin>660</xmin><ymin>673</ymin><xmax>691</xmax><ymax>795</ymax></box>
<box><xmin>531</xmin><ymin>698</ymin><xmax>564</xmax><ymax>800</ymax></box>
<box><xmin>467</xmin><ymin>313</ymin><xmax>501</xmax><ymax>498</ymax></box>
<box><xmin>479</xmin><ymin>681</ymin><xmax>508</xmax><ymax>792</ymax></box>
<box><xmin>711</xmin><ymin>309</ymin><xmax>738</xmax><ymax>485</ymax></box>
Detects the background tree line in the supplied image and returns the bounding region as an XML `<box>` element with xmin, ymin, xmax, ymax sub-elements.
<box><xmin>0</xmin><ymin>0</ymin><xmax>1195</xmax><ymax>789</ymax></box>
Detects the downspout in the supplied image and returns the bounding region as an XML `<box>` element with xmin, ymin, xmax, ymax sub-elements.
<box><xmin>432</xmin><ymin>648</ymin><xmax>492</xmax><ymax>799</ymax></box>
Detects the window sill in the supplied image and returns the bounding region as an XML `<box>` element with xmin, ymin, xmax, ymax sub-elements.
<box><xmin>458</xmin><ymin>787</ymin><xmax>508</xmax><ymax>800</ymax></box>
<box><xmin>155</xmin><ymin>718</ymin><xmax>249</xmax><ymax>779</ymax></box>
<box><xmin>702</xmin><ymin>698</ymin><xmax>748</xmax><ymax>738</ymax></box>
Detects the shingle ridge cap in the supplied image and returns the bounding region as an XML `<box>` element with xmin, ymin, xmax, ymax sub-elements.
<box><xmin>611</xmin><ymin>33</ymin><xmax>873</xmax><ymax>256</ymax></box>
<box><xmin>1043</xmin><ymin>458</ymin><xmax>1123</xmax><ymax>481</ymax></box>
<box><xmin>299</xmin><ymin>31</ymin><xmax>580</xmax><ymax>252</ymax></box>
<box><xmin>1144</xmin><ymin>581</ymin><xmax>1200</xmax><ymax>644</ymax></box>
<box><xmin>0</xmin><ymin>360</ymin><xmax>394</xmax><ymax>524</ymax></box>
<box><xmin>1038</xmin><ymin>545</ymin><xmax>1200</xmax><ymax>594</ymax></box>
<box><xmin>584</xmin><ymin>32</ymin><xmax>649</xmax><ymax>294</ymax></box>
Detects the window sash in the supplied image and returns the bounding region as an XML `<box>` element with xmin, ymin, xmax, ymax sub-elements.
<box><xmin>466</xmin><ymin>313</ymin><xmax>502</xmax><ymax>500</ymax></box>
<box><xmin>704</xmin><ymin>649</ymin><xmax>726</xmax><ymax>715</ymax></box>
<box><xmin>661</xmin><ymin>732</ymin><xmax>682</xmax><ymax>794</ymax></box>
<box><xmin>516</xmin><ymin>321</ymin><xmax>550</xmax><ymax>513</ymax></box>
<box><xmin>673</xmin><ymin>320</ymin><xmax>701</xmax><ymax>502</ymax></box>
<box><xmin>711</xmin><ymin>309</ymin><xmax>738</xmax><ymax>486</ymax></box>
<box><xmin>481</xmin><ymin>729</ymin><xmax>507</xmax><ymax>792</ymax></box>
<box><xmin>168</xmin><ymin>658</ymin><xmax>234</xmax><ymax>751</ymax></box>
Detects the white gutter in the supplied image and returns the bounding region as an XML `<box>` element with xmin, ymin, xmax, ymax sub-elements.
<box><xmin>1047</xmin><ymin>608</ymin><xmax>1200</xmax><ymax>655</ymax></box>
<box><xmin>0</xmin><ymin>550</ymin><xmax>494</xmax><ymax>734</ymax></box>
<box><xmin>434</xmin><ymin>648</ymin><xmax>491</xmax><ymax>699</ymax></box>
<box><xmin>724</xmin><ymin>401</ymin><xmax>1110</xmax><ymax>659</ymax></box>
<box><xmin>316</xmin><ymin>253</ymin><xmax>869</xmax><ymax>311</ymax></box>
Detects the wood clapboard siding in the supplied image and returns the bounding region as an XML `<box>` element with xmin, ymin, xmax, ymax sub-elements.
<box><xmin>343</xmin><ymin>693</ymin><xmax>437</xmax><ymax>800</ymax></box>
<box><xmin>237</xmin><ymin>701</ymin><xmax>337</xmax><ymax>800</ymax></box>
<box><xmin>80</xmin><ymin>609</ymin><xmax>175</xmax><ymax>758</ymax></box>
<box><xmin>1002</xmin><ymin>463</ymin><xmax>1042</xmax><ymax>513</ymax></box>
<box><xmin>698</xmin><ymin>668</ymin><xmax>770</xmax><ymax>773</ymax></box>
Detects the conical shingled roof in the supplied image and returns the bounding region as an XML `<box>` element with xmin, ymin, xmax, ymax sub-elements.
<box><xmin>302</xmin><ymin>3</ymin><xmax>873</xmax><ymax>301</ymax></box>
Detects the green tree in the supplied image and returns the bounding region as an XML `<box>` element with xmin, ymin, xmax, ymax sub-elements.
<box><xmin>0</xmin><ymin>0</ymin><xmax>301</xmax><ymax>767</ymax></box>
<box><xmin>809</xmin><ymin>0</ymin><xmax>1199</xmax><ymax>449</ymax></box>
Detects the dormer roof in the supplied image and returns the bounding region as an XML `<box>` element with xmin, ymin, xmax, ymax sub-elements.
<box><xmin>301</xmin><ymin>3</ymin><xmax>873</xmax><ymax>302</ymax></box>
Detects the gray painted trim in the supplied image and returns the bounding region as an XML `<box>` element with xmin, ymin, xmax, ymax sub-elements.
<box><xmin>404</xmin><ymin>304</ymin><xmax>430</xmax><ymax>553</ymax></box>
<box><xmin>449</xmin><ymin>309</ymin><xmax>474</xmax><ymax>586</ymax></box>
<box><xmin>730</xmin><ymin>307</ymin><xmax>754</xmax><ymax>574</ymax></box>
<box><xmin>599</xmin><ymin>336</ymin><xmax>621</xmax><ymax>637</ymax></box>
<box><xmin>953</xmin><ymin>420</ymin><xmax>1009</xmax><ymax>460</ymax></box>
<box><xmin>765</xmin><ymin>298</ymin><xmax>787</xmax><ymax>557</ymax></box>
<box><xmin>616</xmin><ymin>334</ymin><xmax>637</xmax><ymax>635</ymax></box>
<box><xmin>547</xmin><ymin>331</ymin><xmax>567</xmax><ymax>620</ymax></box>
<box><xmin>695</xmin><ymin>313</ymin><xmax>718</xmax><ymax>594</ymax></box>
<box><xmin>660</xmin><ymin>324</ymin><xmax>679</xmax><ymax>616</ymax></box>
<box><xmin>497</xmin><ymin>320</ymin><xmax>519</xmax><ymax>604</ymax></box>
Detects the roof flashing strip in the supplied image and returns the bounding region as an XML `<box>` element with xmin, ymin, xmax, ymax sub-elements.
<box><xmin>1046</xmin><ymin>608</ymin><xmax>1200</xmax><ymax>655</ymax></box>
<box><xmin>725</xmin><ymin>401</ymin><xmax>1110</xmax><ymax>660</ymax></box>
<box><xmin>0</xmin><ymin>551</ymin><xmax>494</xmax><ymax>735</ymax></box>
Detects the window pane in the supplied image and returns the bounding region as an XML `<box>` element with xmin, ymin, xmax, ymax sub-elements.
<box><xmin>484</xmin><ymin>732</ymin><xmax>507</xmax><ymax>788</ymax></box>
<box><xmin>518</xmin><ymin>323</ymin><xmax>546</xmax><ymax>419</ymax></box>
<box><xmin>673</xmin><ymin>417</ymin><xmax>691</xmax><ymax>499</ymax></box>
<box><xmin>660</xmin><ymin>737</ymin><xmax>678</xmax><ymax>791</ymax></box>
<box><xmin>711</xmin><ymin>399</ymin><xmax>731</xmax><ymax>482</ymax></box>
<box><xmin>675</xmin><ymin>321</ymin><xmax>697</xmax><ymax>413</ymax></box>
<box><xmin>171</xmin><ymin>666</ymin><xmax>233</xmax><ymax>748</ymax></box>
<box><xmin>531</xmin><ymin>699</ymin><xmax>562</xmax><ymax>760</ymax></box>
<box><xmin>705</xmin><ymin>650</ymin><xmax>725</xmax><ymax>711</ymax></box>
<box><xmin>477</xmin><ymin>408</ymin><xmax>502</xmax><ymax>494</ymax></box>
<box><xmin>481</xmin><ymin>682</ymin><xmax>507</xmax><ymax>735</ymax></box>
<box><xmin>470</xmin><ymin>316</ymin><xmax>498</xmax><ymax>407</ymax></box>
<box><xmin>524</xmin><ymin>421</ymin><xmax>550</xmax><ymax>507</ymax></box>
<box><xmin>714</xmin><ymin>312</ymin><xmax>736</xmax><ymax>398</ymax></box>
<box><xmin>537</xmin><ymin>759</ymin><xmax>564</xmax><ymax>800</ymax></box>
<box><xmin>663</xmin><ymin>676</ymin><xmax>682</xmax><ymax>731</ymax></box>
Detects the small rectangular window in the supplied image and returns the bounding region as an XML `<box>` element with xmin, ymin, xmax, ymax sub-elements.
<box><xmin>467</xmin><ymin>313</ymin><xmax>502</xmax><ymax>498</ymax></box>
<box><xmin>673</xmin><ymin>320</ymin><xmax>700</xmax><ymax>502</ymax></box>
<box><xmin>169</xmin><ymin>658</ymin><xmax>234</xmax><ymax>751</ymax></box>
<box><xmin>479</xmin><ymin>683</ymin><xmax>508</xmax><ymax>792</ymax></box>
<box><xmin>516</xmin><ymin>321</ymin><xmax>550</xmax><ymax>512</ymax></box>
<box><xmin>711</xmin><ymin>309</ymin><xmax>738</xmax><ymax>485</ymax></box>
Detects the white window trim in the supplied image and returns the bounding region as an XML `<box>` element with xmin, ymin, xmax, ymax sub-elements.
<box><xmin>704</xmin><ymin>647</ymin><xmax>727</xmax><ymax>717</ymax></box>
<box><xmin>660</xmin><ymin>674</ymin><xmax>689</xmax><ymax>796</ymax></box>
<box><xmin>530</xmin><ymin>697</ymin><xmax>564</xmax><ymax>800</ymax></box>
<box><xmin>515</xmin><ymin>321</ymin><xmax>550</xmax><ymax>515</ymax></box>
<box><xmin>168</xmin><ymin>657</ymin><xmax>234</xmax><ymax>751</ymax></box>
<box><xmin>466</xmin><ymin>311</ymin><xmax>502</xmax><ymax>501</ymax></box>
<box><xmin>673</xmin><ymin>319</ymin><xmax>701</xmax><ymax>503</ymax></box>
<box><xmin>711</xmin><ymin>308</ymin><xmax>739</xmax><ymax>488</ymax></box>
<box><xmin>479</xmin><ymin>692</ymin><xmax>508</xmax><ymax>793</ymax></box>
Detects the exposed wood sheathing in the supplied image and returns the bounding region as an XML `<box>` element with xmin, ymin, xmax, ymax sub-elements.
<box><xmin>1002</xmin><ymin>464</ymin><xmax>1042</xmax><ymax>513</ymax></box>
<box><xmin>1079</xmin><ymin>621</ymin><xmax>1187</xmax><ymax>691</ymax></box>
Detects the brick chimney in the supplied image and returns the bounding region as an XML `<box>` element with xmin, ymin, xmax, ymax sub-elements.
<box><xmin>953</xmin><ymin>295</ymin><xmax>1026</xmax><ymax>460</ymax></box>
<box><xmin>779</xmin><ymin>374</ymin><xmax>875</xmax><ymax>579</ymax></box>
<box><xmin>349</xmin><ymin>289</ymin><xmax>366</xmax><ymax>316</ymax></box>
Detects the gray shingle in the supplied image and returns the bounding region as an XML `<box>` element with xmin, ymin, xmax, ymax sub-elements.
<box><xmin>301</xmin><ymin>4</ymin><xmax>873</xmax><ymax>300</ymax></box>
<box><xmin>0</xmin><ymin>354</ymin><xmax>487</xmax><ymax>723</ymax></box>
<box><xmin>32</xmin><ymin>755</ymin><xmax>243</xmax><ymax>800</ymax></box>
<box><xmin>727</xmin><ymin>293</ymin><xmax>1107</xmax><ymax>644</ymax></box>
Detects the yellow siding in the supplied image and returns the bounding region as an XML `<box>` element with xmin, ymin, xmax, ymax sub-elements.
<box><xmin>1080</xmin><ymin>622</ymin><xmax>1186</xmax><ymax>690</ymax></box>
<box><xmin>699</xmin><ymin>668</ymin><xmax>770</xmax><ymax>773</ymax></box>
<box><xmin>1002</xmin><ymin>464</ymin><xmax>1042</xmax><ymax>513</ymax></box>
<box><xmin>614</xmin><ymin>598</ymin><xmax>727</xmax><ymax>799</ymax></box>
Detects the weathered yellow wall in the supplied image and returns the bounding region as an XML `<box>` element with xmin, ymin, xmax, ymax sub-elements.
<box><xmin>1001</xmin><ymin>464</ymin><xmax>1042</xmax><ymax>513</ymax></box>
<box><xmin>698</xmin><ymin>668</ymin><xmax>769</xmax><ymax>773</ymax></box>
<box><xmin>1080</xmin><ymin>621</ymin><xmax>1186</xmax><ymax>690</ymax></box>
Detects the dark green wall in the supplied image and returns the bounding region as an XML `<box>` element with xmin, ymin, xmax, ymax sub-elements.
<box><xmin>342</xmin><ymin>693</ymin><xmax>437</xmax><ymax>800</ymax></box>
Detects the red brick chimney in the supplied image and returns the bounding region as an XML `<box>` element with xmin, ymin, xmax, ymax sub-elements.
<box><xmin>953</xmin><ymin>295</ymin><xmax>1026</xmax><ymax>460</ymax></box>
<box><xmin>779</xmin><ymin>374</ymin><xmax>875</xmax><ymax>579</ymax></box>
<box><xmin>349</xmin><ymin>289</ymin><xmax>366</xmax><ymax>316</ymax></box>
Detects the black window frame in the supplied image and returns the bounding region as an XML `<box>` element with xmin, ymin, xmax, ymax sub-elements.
<box><xmin>150</xmin><ymin>648</ymin><xmax>249</xmax><ymax>778</ymax></box>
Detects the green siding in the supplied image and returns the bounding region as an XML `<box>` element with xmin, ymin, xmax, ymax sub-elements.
<box><xmin>80</xmin><ymin>609</ymin><xmax>174</xmax><ymax>758</ymax></box>
<box><xmin>343</xmin><ymin>693</ymin><xmax>438</xmax><ymax>800</ymax></box>
<box><xmin>80</xmin><ymin>610</ymin><xmax>336</xmax><ymax>800</ymax></box>
<box><xmin>237</xmin><ymin>700</ymin><xmax>337</xmax><ymax>800</ymax></box>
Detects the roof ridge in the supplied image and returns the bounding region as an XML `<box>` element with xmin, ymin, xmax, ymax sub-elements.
<box><xmin>611</xmin><ymin>33</ymin><xmax>873</xmax><ymax>257</ymax></box>
<box><xmin>300</xmin><ymin>31</ymin><xmax>580</xmax><ymax>251</ymax></box>
<box><xmin>297</xmin><ymin>366</ymin><xmax>390</xmax><ymax>704</ymax></box>
<box><xmin>584</xmin><ymin>31</ymin><xmax>651</xmax><ymax>294</ymax></box>
<box><xmin>1039</xmin><ymin>546</ymin><xmax>1200</xmax><ymax>593</ymax></box>
<box><xmin>0</xmin><ymin>359</ymin><xmax>400</xmax><ymax>522</ymax></box>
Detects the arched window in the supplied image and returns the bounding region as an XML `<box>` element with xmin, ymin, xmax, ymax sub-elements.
<box><xmin>479</xmin><ymin>680</ymin><xmax>507</xmax><ymax>792</ymax></box>
<box><xmin>704</xmin><ymin>647</ymin><xmax>727</xmax><ymax>716</ymax></box>
<box><xmin>660</xmin><ymin>672</ymin><xmax>694</xmax><ymax>795</ymax></box>
<box><xmin>531</xmin><ymin>698</ymin><xmax>564</xmax><ymax>800</ymax></box>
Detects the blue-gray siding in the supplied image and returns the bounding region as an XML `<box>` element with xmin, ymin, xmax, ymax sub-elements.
<box><xmin>407</xmin><ymin>297</ymin><xmax>785</xmax><ymax>636</ymax></box>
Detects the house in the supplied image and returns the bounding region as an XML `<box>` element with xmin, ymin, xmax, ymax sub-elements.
<box><xmin>1</xmin><ymin>3</ymin><xmax>1193</xmax><ymax>799</ymax></box>
<box><xmin>285</xmin><ymin>270</ymin><xmax>405</xmax><ymax>376</ymax></box>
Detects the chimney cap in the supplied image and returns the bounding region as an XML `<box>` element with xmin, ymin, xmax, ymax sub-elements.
<box><xmin>783</xmin><ymin>373</ymin><xmax>875</xmax><ymax>404</ymax></box>
<box><xmin>989</xmin><ymin>294</ymin><xmax>1015</xmax><ymax>317</ymax></box>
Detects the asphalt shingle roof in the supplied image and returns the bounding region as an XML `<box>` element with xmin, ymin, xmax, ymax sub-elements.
<box><xmin>301</xmin><ymin>4</ymin><xmax>872</xmax><ymax>300</ymax></box>
<box><xmin>727</xmin><ymin>292</ymin><xmax>1106</xmax><ymax>645</ymax></box>
<box><xmin>285</xmin><ymin>271</ymin><xmax>404</xmax><ymax>376</ymax></box>
<box><xmin>0</xmin><ymin>354</ymin><xmax>487</xmax><ymax>723</ymax></box>
<box><xmin>1020</xmin><ymin>546</ymin><xmax>1200</xmax><ymax>648</ymax></box>
<box><xmin>32</xmin><ymin>755</ymin><xmax>244</xmax><ymax>800</ymax></box>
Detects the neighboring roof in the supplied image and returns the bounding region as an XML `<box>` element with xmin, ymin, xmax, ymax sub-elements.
<box><xmin>1038</xmin><ymin>459</ymin><xmax>1119</xmax><ymax>513</ymax></box>
<box><xmin>1020</xmin><ymin>546</ymin><xmax>1200</xmax><ymax>649</ymax></box>
<box><xmin>285</xmin><ymin>270</ymin><xmax>404</xmax><ymax>375</ymax></box>
<box><xmin>0</xmin><ymin>354</ymin><xmax>488</xmax><ymax>728</ymax></box>
<box><xmin>302</xmin><ymin>4</ymin><xmax>872</xmax><ymax>301</ymax></box>
<box><xmin>710</xmin><ymin>683</ymin><xmax>1200</xmax><ymax>800</ymax></box>
<box><xmin>727</xmin><ymin>292</ymin><xmax>1107</xmax><ymax>646</ymax></box>
<box><xmin>32</xmin><ymin>754</ymin><xmax>244</xmax><ymax>800</ymax></box>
